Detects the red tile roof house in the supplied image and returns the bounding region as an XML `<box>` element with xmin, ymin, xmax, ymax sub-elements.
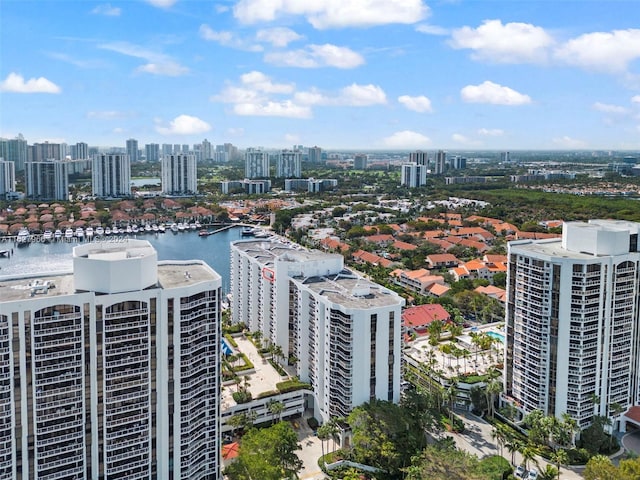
<box><xmin>352</xmin><ymin>250</ymin><xmax>394</xmax><ymax>268</ymax></box>
<box><xmin>402</xmin><ymin>304</ymin><xmax>451</xmax><ymax>338</ymax></box>
<box><xmin>475</xmin><ymin>285</ymin><xmax>507</xmax><ymax>303</ymax></box>
<box><xmin>390</xmin><ymin>268</ymin><xmax>447</xmax><ymax>295</ymax></box>
<box><xmin>426</xmin><ymin>253</ymin><xmax>460</xmax><ymax>269</ymax></box>
<box><xmin>364</xmin><ymin>234</ymin><xmax>395</xmax><ymax>246</ymax></box>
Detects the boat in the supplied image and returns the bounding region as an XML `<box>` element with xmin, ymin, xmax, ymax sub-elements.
<box><xmin>75</xmin><ymin>227</ymin><xmax>84</xmax><ymax>240</ymax></box>
<box><xmin>253</xmin><ymin>229</ymin><xmax>271</xmax><ymax>239</ymax></box>
<box><xmin>16</xmin><ymin>228</ymin><xmax>30</xmax><ymax>246</ymax></box>
<box><xmin>158</xmin><ymin>224</ymin><xmax>166</xmax><ymax>233</ymax></box>
<box><xmin>64</xmin><ymin>228</ymin><xmax>74</xmax><ymax>240</ymax></box>
<box><xmin>151</xmin><ymin>224</ymin><xmax>159</xmax><ymax>233</ymax></box>
<box><xmin>126</xmin><ymin>225</ymin><xmax>132</xmax><ymax>234</ymax></box>
<box><xmin>54</xmin><ymin>229</ymin><xmax>62</xmax><ymax>240</ymax></box>
<box><xmin>177</xmin><ymin>222</ymin><xmax>186</xmax><ymax>232</ymax></box>
<box><xmin>170</xmin><ymin>223</ymin><xmax>178</xmax><ymax>233</ymax></box>
<box><xmin>241</xmin><ymin>226</ymin><xmax>256</xmax><ymax>236</ymax></box>
<box><xmin>144</xmin><ymin>224</ymin><xmax>152</xmax><ymax>233</ymax></box>
<box><xmin>105</xmin><ymin>227</ymin><xmax>112</xmax><ymax>236</ymax></box>
<box><xmin>95</xmin><ymin>226</ymin><xmax>104</xmax><ymax>236</ymax></box>
<box><xmin>85</xmin><ymin>227</ymin><xmax>94</xmax><ymax>239</ymax></box>
<box><xmin>131</xmin><ymin>224</ymin><xmax>139</xmax><ymax>234</ymax></box>
<box><xmin>189</xmin><ymin>223</ymin><xmax>197</xmax><ymax>231</ymax></box>
<box><xmin>195</xmin><ymin>221</ymin><xmax>202</xmax><ymax>229</ymax></box>
<box><xmin>199</xmin><ymin>230</ymin><xmax>210</xmax><ymax>237</ymax></box>
<box><xmin>42</xmin><ymin>230</ymin><xmax>53</xmax><ymax>242</ymax></box>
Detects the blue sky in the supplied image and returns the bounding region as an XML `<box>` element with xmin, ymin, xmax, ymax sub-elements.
<box><xmin>1</xmin><ymin>0</ymin><xmax>640</xmax><ymax>150</ymax></box>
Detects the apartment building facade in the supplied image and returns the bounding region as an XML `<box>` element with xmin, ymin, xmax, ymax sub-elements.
<box><xmin>230</xmin><ymin>238</ymin><xmax>404</xmax><ymax>421</ymax></box>
<box><xmin>92</xmin><ymin>153</ymin><xmax>131</xmax><ymax>198</ymax></box>
<box><xmin>161</xmin><ymin>154</ymin><xmax>197</xmax><ymax>195</ymax></box>
<box><xmin>505</xmin><ymin>220</ymin><xmax>640</xmax><ymax>430</ymax></box>
<box><xmin>0</xmin><ymin>240</ymin><xmax>221</xmax><ymax>479</ymax></box>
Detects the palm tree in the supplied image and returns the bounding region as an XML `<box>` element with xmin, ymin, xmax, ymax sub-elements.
<box><xmin>539</xmin><ymin>464</ymin><xmax>559</xmax><ymax>480</ymax></box>
<box><xmin>550</xmin><ymin>449</ymin><xmax>568</xmax><ymax>480</ymax></box>
<box><xmin>591</xmin><ymin>393</ymin><xmax>601</xmax><ymax>416</ymax></box>
<box><xmin>317</xmin><ymin>424</ymin><xmax>333</xmax><ymax>466</ymax></box>
<box><xmin>609</xmin><ymin>402</ymin><xmax>624</xmax><ymax>432</ymax></box>
<box><xmin>520</xmin><ymin>443</ymin><xmax>540</xmax><ymax>471</ymax></box>
<box><xmin>485</xmin><ymin>378</ymin><xmax>503</xmax><ymax>419</ymax></box>
<box><xmin>505</xmin><ymin>439</ymin><xmax>522</xmax><ymax>466</ymax></box>
<box><xmin>268</xmin><ymin>400</ymin><xmax>285</xmax><ymax>425</ymax></box>
<box><xmin>228</xmin><ymin>413</ymin><xmax>246</xmax><ymax>438</ymax></box>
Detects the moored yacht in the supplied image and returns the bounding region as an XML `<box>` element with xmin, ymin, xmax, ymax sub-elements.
<box><xmin>105</xmin><ymin>227</ymin><xmax>112</xmax><ymax>236</ymax></box>
<box><xmin>54</xmin><ymin>229</ymin><xmax>62</xmax><ymax>240</ymax></box>
<box><xmin>42</xmin><ymin>230</ymin><xmax>53</xmax><ymax>242</ymax></box>
<box><xmin>85</xmin><ymin>227</ymin><xmax>94</xmax><ymax>239</ymax></box>
<box><xmin>75</xmin><ymin>227</ymin><xmax>84</xmax><ymax>240</ymax></box>
<box><xmin>16</xmin><ymin>228</ymin><xmax>30</xmax><ymax>246</ymax></box>
<box><xmin>95</xmin><ymin>226</ymin><xmax>104</xmax><ymax>236</ymax></box>
<box><xmin>65</xmin><ymin>228</ymin><xmax>74</xmax><ymax>240</ymax></box>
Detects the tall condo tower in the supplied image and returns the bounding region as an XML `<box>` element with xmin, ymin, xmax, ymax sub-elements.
<box><xmin>506</xmin><ymin>220</ymin><xmax>640</xmax><ymax>430</ymax></box>
<box><xmin>161</xmin><ymin>154</ymin><xmax>197</xmax><ymax>195</ymax></box>
<box><xmin>0</xmin><ymin>240</ymin><xmax>222</xmax><ymax>479</ymax></box>
<box><xmin>434</xmin><ymin>150</ymin><xmax>446</xmax><ymax>174</ymax></box>
<box><xmin>25</xmin><ymin>160</ymin><xmax>69</xmax><ymax>200</ymax></box>
<box><xmin>92</xmin><ymin>153</ymin><xmax>132</xmax><ymax>198</ymax></box>
<box><xmin>276</xmin><ymin>149</ymin><xmax>302</xmax><ymax>178</ymax></box>
<box><xmin>126</xmin><ymin>138</ymin><xmax>139</xmax><ymax>162</ymax></box>
<box><xmin>230</xmin><ymin>238</ymin><xmax>404</xmax><ymax>422</ymax></box>
<box><xmin>245</xmin><ymin>148</ymin><xmax>269</xmax><ymax>179</ymax></box>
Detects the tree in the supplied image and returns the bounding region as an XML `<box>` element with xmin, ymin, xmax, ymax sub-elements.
<box><xmin>404</xmin><ymin>444</ymin><xmax>485</xmax><ymax>480</ymax></box>
<box><xmin>317</xmin><ymin>423</ymin><xmax>332</xmax><ymax>466</ymax></box>
<box><xmin>583</xmin><ymin>454</ymin><xmax>620</xmax><ymax>480</ymax></box>
<box><xmin>228</xmin><ymin>413</ymin><xmax>246</xmax><ymax>438</ymax></box>
<box><xmin>268</xmin><ymin>400</ymin><xmax>285</xmax><ymax>425</ymax></box>
<box><xmin>550</xmin><ymin>449</ymin><xmax>568</xmax><ymax>480</ymax></box>
<box><xmin>225</xmin><ymin>422</ymin><xmax>302</xmax><ymax>480</ymax></box>
<box><xmin>520</xmin><ymin>443</ymin><xmax>540</xmax><ymax>471</ymax></box>
<box><xmin>539</xmin><ymin>464</ymin><xmax>559</xmax><ymax>480</ymax></box>
<box><xmin>485</xmin><ymin>379</ymin><xmax>503</xmax><ymax>419</ymax></box>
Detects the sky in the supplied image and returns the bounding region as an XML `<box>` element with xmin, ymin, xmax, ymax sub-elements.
<box><xmin>1</xmin><ymin>0</ymin><xmax>640</xmax><ymax>151</ymax></box>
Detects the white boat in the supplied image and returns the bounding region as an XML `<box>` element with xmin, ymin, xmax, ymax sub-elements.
<box><xmin>158</xmin><ymin>224</ymin><xmax>166</xmax><ymax>233</ymax></box>
<box><xmin>43</xmin><ymin>230</ymin><xmax>53</xmax><ymax>242</ymax></box>
<box><xmin>132</xmin><ymin>225</ymin><xmax>139</xmax><ymax>234</ymax></box>
<box><xmin>75</xmin><ymin>227</ymin><xmax>84</xmax><ymax>239</ymax></box>
<box><xmin>16</xmin><ymin>228</ymin><xmax>30</xmax><ymax>246</ymax></box>
<box><xmin>151</xmin><ymin>224</ymin><xmax>159</xmax><ymax>232</ymax></box>
<box><xmin>65</xmin><ymin>228</ymin><xmax>74</xmax><ymax>240</ymax></box>
<box><xmin>112</xmin><ymin>224</ymin><xmax>119</xmax><ymax>234</ymax></box>
<box><xmin>54</xmin><ymin>229</ymin><xmax>62</xmax><ymax>240</ymax></box>
<box><xmin>118</xmin><ymin>227</ymin><xmax>125</xmax><ymax>235</ymax></box>
<box><xmin>195</xmin><ymin>221</ymin><xmax>201</xmax><ymax>229</ymax></box>
<box><xmin>170</xmin><ymin>223</ymin><xmax>178</xmax><ymax>233</ymax></box>
<box><xmin>105</xmin><ymin>227</ymin><xmax>112</xmax><ymax>236</ymax></box>
<box><xmin>189</xmin><ymin>223</ymin><xmax>197</xmax><ymax>231</ymax></box>
<box><xmin>177</xmin><ymin>222</ymin><xmax>186</xmax><ymax>232</ymax></box>
<box><xmin>126</xmin><ymin>225</ymin><xmax>132</xmax><ymax>234</ymax></box>
<box><xmin>95</xmin><ymin>226</ymin><xmax>104</xmax><ymax>236</ymax></box>
<box><xmin>85</xmin><ymin>227</ymin><xmax>94</xmax><ymax>239</ymax></box>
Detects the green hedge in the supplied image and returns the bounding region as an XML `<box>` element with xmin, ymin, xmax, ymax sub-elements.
<box><xmin>224</xmin><ymin>333</ymin><xmax>238</xmax><ymax>348</ymax></box>
<box><xmin>223</xmin><ymin>322</ymin><xmax>245</xmax><ymax>334</ymax></box>
<box><xmin>277</xmin><ymin>379</ymin><xmax>312</xmax><ymax>393</ymax></box>
<box><xmin>268</xmin><ymin>359</ymin><xmax>287</xmax><ymax>376</ymax></box>
<box><xmin>231</xmin><ymin>353</ymin><xmax>254</xmax><ymax>372</ymax></box>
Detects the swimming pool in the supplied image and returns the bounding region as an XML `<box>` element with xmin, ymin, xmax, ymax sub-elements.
<box><xmin>221</xmin><ymin>338</ymin><xmax>233</xmax><ymax>355</ymax></box>
<box><xmin>486</xmin><ymin>331</ymin><xmax>505</xmax><ymax>343</ymax></box>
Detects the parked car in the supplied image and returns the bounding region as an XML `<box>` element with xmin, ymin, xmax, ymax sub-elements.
<box><xmin>515</xmin><ymin>465</ymin><xmax>526</xmax><ymax>478</ymax></box>
<box><xmin>527</xmin><ymin>468</ymin><xmax>539</xmax><ymax>480</ymax></box>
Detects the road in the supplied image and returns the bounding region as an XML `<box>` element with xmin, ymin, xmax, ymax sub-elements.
<box><xmin>452</xmin><ymin>411</ymin><xmax>585</xmax><ymax>479</ymax></box>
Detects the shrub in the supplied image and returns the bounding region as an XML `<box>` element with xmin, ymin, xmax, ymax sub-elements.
<box><xmin>224</xmin><ymin>333</ymin><xmax>238</xmax><ymax>348</ymax></box>
<box><xmin>307</xmin><ymin>417</ymin><xmax>319</xmax><ymax>429</ymax></box>
<box><xmin>268</xmin><ymin>359</ymin><xmax>287</xmax><ymax>376</ymax></box>
<box><xmin>277</xmin><ymin>379</ymin><xmax>312</xmax><ymax>394</ymax></box>
<box><xmin>232</xmin><ymin>390</ymin><xmax>253</xmax><ymax>404</ymax></box>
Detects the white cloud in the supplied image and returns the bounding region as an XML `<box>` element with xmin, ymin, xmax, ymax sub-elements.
<box><xmin>340</xmin><ymin>84</ymin><xmax>387</xmax><ymax>106</ymax></box>
<box><xmin>552</xmin><ymin>136</ymin><xmax>587</xmax><ymax>149</ymax></box>
<box><xmin>156</xmin><ymin>115</ymin><xmax>212</xmax><ymax>135</ymax></box>
<box><xmin>233</xmin><ymin>0</ymin><xmax>429</xmax><ymax>29</ymax></box>
<box><xmin>240</xmin><ymin>71</ymin><xmax>294</xmax><ymax>94</ymax></box>
<box><xmin>398</xmin><ymin>94</ymin><xmax>432</xmax><ymax>112</ymax></box>
<box><xmin>264</xmin><ymin>44</ymin><xmax>364</xmax><ymax>69</ymax></box>
<box><xmin>0</xmin><ymin>72</ymin><xmax>61</xmax><ymax>93</ymax></box>
<box><xmin>112</xmin><ymin>127</ymin><xmax>124</xmax><ymax>134</ymax></box>
<box><xmin>284</xmin><ymin>133</ymin><xmax>300</xmax><ymax>143</ymax></box>
<box><xmin>593</xmin><ymin>102</ymin><xmax>628</xmax><ymax>114</ymax></box>
<box><xmin>145</xmin><ymin>0</ymin><xmax>177</xmax><ymax>7</ymax></box>
<box><xmin>450</xmin><ymin>19</ymin><xmax>553</xmax><ymax>64</ymax></box>
<box><xmin>199</xmin><ymin>24</ymin><xmax>263</xmax><ymax>52</ymax></box>
<box><xmin>256</xmin><ymin>27</ymin><xmax>303</xmax><ymax>47</ymax></box>
<box><xmin>555</xmin><ymin>29</ymin><xmax>640</xmax><ymax>73</ymax></box>
<box><xmin>233</xmin><ymin>101</ymin><xmax>312</xmax><ymax>118</ymax></box>
<box><xmin>382</xmin><ymin>130</ymin><xmax>431</xmax><ymax>148</ymax></box>
<box><xmin>452</xmin><ymin>133</ymin><xmax>482</xmax><ymax>146</ymax></box>
<box><xmin>477</xmin><ymin>128</ymin><xmax>504</xmax><ymax>136</ymax></box>
<box><xmin>460</xmin><ymin>81</ymin><xmax>531</xmax><ymax>105</ymax></box>
<box><xmin>87</xmin><ymin>110</ymin><xmax>132</xmax><ymax>120</ymax></box>
<box><xmin>99</xmin><ymin>42</ymin><xmax>189</xmax><ymax>76</ymax></box>
<box><xmin>91</xmin><ymin>3</ymin><xmax>121</xmax><ymax>16</ymax></box>
<box><xmin>415</xmin><ymin>24</ymin><xmax>448</xmax><ymax>36</ymax></box>
<box><xmin>47</xmin><ymin>52</ymin><xmax>105</xmax><ymax>69</ymax></box>
<box><xmin>227</xmin><ymin>127</ymin><xmax>244</xmax><ymax>136</ymax></box>
<box><xmin>632</xmin><ymin>95</ymin><xmax>640</xmax><ymax>104</ymax></box>
<box><xmin>215</xmin><ymin>4</ymin><xmax>230</xmax><ymax>13</ymax></box>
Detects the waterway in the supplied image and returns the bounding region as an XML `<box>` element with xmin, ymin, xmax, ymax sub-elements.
<box><xmin>0</xmin><ymin>227</ymin><xmax>245</xmax><ymax>293</ymax></box>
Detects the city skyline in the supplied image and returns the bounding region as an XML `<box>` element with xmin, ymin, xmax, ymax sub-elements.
<box><xmin>1</xmin><ymin>1</ymin><xmax>640</xmax><ymax>150</ymax></box>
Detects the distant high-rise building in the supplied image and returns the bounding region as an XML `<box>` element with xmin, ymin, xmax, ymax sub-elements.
<box><xmin>245</xmin><ymin>148</ymin><xmax>269</xmax><ymax>178</ymax></box>
<box><xmin>353</xmin><ymin>154</ymin><xmax>368</xmax><ymax>170</ymax></box>
<box><xmin>401</xmin><ymin>163</ymin><xmax>427</xmax><ymax>188</ymax></box>
<box><xmin>126</xmin><ymin>138</ymin><xmax>139</xmax><ymax>163</ymax></box>
<box><xmin>162</xmin><ymin>143</ymin><xmax>173</xmax><ymax>156</ymax></box>
<box><xmin>71</xmin><ymin>142</ymin><xmax>89</xmax><ymax>160</ymax></box>
<box><xmin>161</xmin><ymin>154</ymin><xmax>197</xmax><ymax>195</ymax></box>
<box><xmin>449</xmin><ymin>156</ymin><xmax>467</xmax><ymax>169</ymax></box>
<box><xmin>308</xmin><ymin>146</ymin><xmax>322</xmax><ymax>164</ymax></box>
<box><xmin>506</xmin><ymin>220</ymin><xmax>640</xmax><ymax>431</ymax></box>
<box><xmin>29</xmin><ymin>142</ymin><xmax>63</xmax><ymax>162</ymax></box>
<box><xmin>92</xmin><ymin>153</ymin><xmax>131</xmax><ymax>198</ymax></box>
<box><xmin>500</xmin><ymin>151</ymin><xmax>511</xmax><ymax>162</ymax></box>
<box><xmin>0</xmin><ymin>239</ymin><xmax>222</xmax><ymax>479</ymax></box>
<box><xmin>0</xmin><ymin>159</ymin><xmax>16</xmax><ymax>197</ymax></box>
<box><xmin>145</xmin><ymin>143</ymin><xmax>160</xmax><ymax>162</ymax></box>
<box><xmin>173</xmin><ymin>144</ymin><xmax>181</xmax><ymax>154</ymax></box>
<box><xmin>276</xmin><ymin>149</ymin><xmax>302</xmax><ymax>178</ymax></box>
<box><xmin>409</xmin><ymin>150</ymin><xmax>428</xmax><ymax>166</ymax></box>
<box><xmin>25</xmin><ymin>160</ymin><xmax>69</xmax><ymax>200</ymax></box>
<box><xmin>224</xmin><ymin>143</ymin><xmax>238</xmax><ymax>161</ymax></box>
<box><xmin>201</xmin><ymin>139</ymin><xmax>213</xmax><ymax>162</ymax></box>
<box><xmin>182</xmin><ymin>144</ymin><xmax>189</xmax><ymax>153</ymax></box>
<box><xmin>0</xmin><ymin>134</ymin><xmax>28</xmax><ymax>172</ymax></box>
<box><xmin>434</xmin><ymin>150</ymin><xmax>447</xmax><ymax>174</ymax></box>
